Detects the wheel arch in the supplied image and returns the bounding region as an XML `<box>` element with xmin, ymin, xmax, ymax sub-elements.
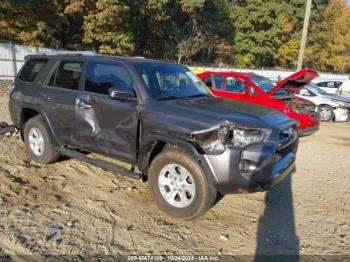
<box><xmin>139</xmin><ymin>132</ymin><xmax>201</xmax><ymax>175</ymax></box>
<box><xmin>20</xmin><ymin>107</ymin><xmax>60</xmax><ymax>144</ymax></box>
<box><xmin>319</xmin><ymin>103</ymin><xmax>336</xmax><ymax>109</ymax></box>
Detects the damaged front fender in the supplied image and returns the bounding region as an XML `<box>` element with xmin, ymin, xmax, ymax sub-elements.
<box><xmin>190</xmin><ymin>126</ymin><xmax>226</xmax><ymax>155</ymax></box>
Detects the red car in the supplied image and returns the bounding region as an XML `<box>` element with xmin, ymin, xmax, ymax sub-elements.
<box><xmin>197</xmin><ymin>69</ymin><xmax>320</xmax><ymax>137</ymax></box>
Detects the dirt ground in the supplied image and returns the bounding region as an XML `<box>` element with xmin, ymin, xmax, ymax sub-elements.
<box><xmin>0</xmin><ymin>84</ymin><xmax>349</xmax><ymax>259</ymax></box>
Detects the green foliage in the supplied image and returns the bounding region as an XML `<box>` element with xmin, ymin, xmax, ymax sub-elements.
<box><xmin>305</xmin><ymin>0</ymin><xmax>350</xmax><ymax>72</ymax></box>
<box><xmin>1</xmin><ymin>0</ymin><xmax>350</xmax><ymax>72</ymax></box>
<box><xmin>82</xmin><ymin>0</ymin><xmax>134</xmax><ymax>55</ymax></box>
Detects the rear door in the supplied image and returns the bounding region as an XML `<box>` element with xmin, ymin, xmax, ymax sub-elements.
<box><xmin>74</xmin><ymin>61</ymin><xmax>139</xmax><ymax>163</ymax></box>
<box><xmin>38</xmin><ymin>59</ymin><xmax>84</xmax><ymax>146</ymax></box>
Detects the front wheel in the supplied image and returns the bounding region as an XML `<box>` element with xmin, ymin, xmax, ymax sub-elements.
<box><xmin>148</xmin><ymin>147</ymin><xmax>217</xmax><ymax>220</ymax></box>
<box><xmin>319</xmin><ymin>105</ymin><xmax>334</xmax><ymax>122</ymax></box>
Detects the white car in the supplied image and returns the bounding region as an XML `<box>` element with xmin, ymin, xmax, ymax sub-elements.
<box><xmin>295</xmin><ymin>84</ymin><xmax>350</xmax><ymax>122</ymax></box>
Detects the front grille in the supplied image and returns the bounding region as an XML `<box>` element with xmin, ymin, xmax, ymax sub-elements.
<box><xmin>278</xmin><ymin>126</ymin><xmax>297</xmax><ymax>147</ymax></box>
<box><xmin>274</xmin><ymin>146</ymin><xmax>291</xmax><ymax>162</ymax></box>
<box><xmin>275</xmin><ymin>126</ymin><xmax>297</xmax><ymax>163</ymax></box>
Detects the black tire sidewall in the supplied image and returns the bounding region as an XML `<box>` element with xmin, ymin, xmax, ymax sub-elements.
<box><xmin>23</xmin><ymin>116</ymin><xmax>58</xmax><ymax>164</ymax></box>
<box><xmin>148</xmin><ymin>148</ymin><xmax>216</xmax><ymax>220</ymax></box>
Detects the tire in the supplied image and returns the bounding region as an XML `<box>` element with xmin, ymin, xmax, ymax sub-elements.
<box><xmin>24</xmin><ymin>115</ymin><xmax>60</xmax><ymax>164</ymax></box>
<box><xmin>319</xmin><ymin>105</ymin><xmax>334</xmax><ymax>122</ymax></box>
<box><xmin>148</xmin><ymin>147</ymin><xmax>217</xmax><ymax>220</ymax></box>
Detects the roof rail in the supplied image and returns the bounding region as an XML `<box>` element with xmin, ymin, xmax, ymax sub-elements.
<box><xmin>37</xmin><ymin>51</ymin><xmax>98</xmax><ymax>56</ymax></box>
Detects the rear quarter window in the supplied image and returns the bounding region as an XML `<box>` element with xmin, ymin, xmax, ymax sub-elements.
<box><xmin>19</xmin><ymin>59</ymin><xmax>48</xmax><ymax>82</ymax></box>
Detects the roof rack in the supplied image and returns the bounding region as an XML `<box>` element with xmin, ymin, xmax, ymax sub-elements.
<box><xmin>37</xmin><ymin>51</ymin><xmax>98</xmax><ymax>56</ymax></box>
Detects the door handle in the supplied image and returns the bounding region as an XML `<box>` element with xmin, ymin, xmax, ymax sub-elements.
<box><xmin>39</xmin><ymin>94</ymin><xmax>52</xmax><ymax>101</ymax></box>
<box><xmin>77</xmin><ymin>100</ymin><xmax>92</xmax><ymax>109</ymax></box>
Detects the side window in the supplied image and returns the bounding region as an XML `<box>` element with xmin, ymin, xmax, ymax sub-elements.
<box><xmin>335</xmin><ymin>82</ymin><xmax>342</xmax><ymax>88</ymax></box>
<box><xmin>85</xmin><ymin>62</ymin><xmax>133</xmax><ymax>95</ymax></box>
<box><xmin>317</xmin><ymin>82</ymin><xmax>326</xmax><ymax>87</ymax></box>
<box><xmin>48</xmin><ymin>61</ymin><xmax>83</xmax><ymax>90</ymax></box>
<box><xmin>213</xmin><ymin>75</ymin><xmax>226</xmax><ymax>90</ymax></box>
<box><xmin>203</xmin><ymin>76</ymin><xmax>212</xmax><ymax>87</ymax></box>
<box><xmin>326</xmin><ymin>82</ymin><xmax>335</xmax><ymax>88</ymax></box>
<box><xmin>225</xmin><ymin>77</ymin><xmax>247</xmax><ymax>94</ymax></box>
<box><xmin>19</xmin><ymin>59</ymin><xmax>48</xmax><ymax>82</ymax></box>
<box><xmin>225</xmin><ymin>77</ymin><xmax>248</xmax><ymax>94</ymax></box>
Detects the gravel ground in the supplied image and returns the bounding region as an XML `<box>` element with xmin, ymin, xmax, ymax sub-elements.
<box><xmin>0</xmin><ymin>80</ymin><xmax>12</xmax><ymax>97</ymax></box>
<box><xmin>0</xmin><ymin>81</ymin><xmax>349</xmax><ymax>259</ymax></box>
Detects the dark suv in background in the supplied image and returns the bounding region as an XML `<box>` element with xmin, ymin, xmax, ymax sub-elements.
<box><xmin>9</xmin><ymin>53</ymin><xmax>298</xmax><ymax>220</ymax></box>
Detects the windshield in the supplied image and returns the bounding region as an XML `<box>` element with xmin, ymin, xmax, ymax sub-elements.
<box><xmin>247</xmin><ymin>75</ymin><xmax>275</xmax><ymax>93</ymax></box>
<box><xmin>135</xmin><ymin>63</ymin><xmax>212</xmax><ymax>99</ymax></box>
<box><xmin>306</xmin><ymin>83</ymin><xmax>330</xmax><ymax>95</ymax></box>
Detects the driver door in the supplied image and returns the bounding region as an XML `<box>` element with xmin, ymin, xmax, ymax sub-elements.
<box><xmin>75</xmin><ymin>61</ymin><xmax>139</xmax><ymax>164</ymax></box>
<box><xmin>210</xmin><ymin>74</ymin><xmax>252</xmax><ymax>103</ymax></box>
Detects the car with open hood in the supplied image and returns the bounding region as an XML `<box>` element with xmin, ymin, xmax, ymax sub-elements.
<box><xmin>197</xmin><ymin>69</ymin><xmax>320</xmax><ymax>137</ymax></box>
<box><xmin>9</xmin><ymin>53</ymin><xmax>298</xmax><ymax>220</ymax></box>
<box><xmin>293</xmin><ymin>83</ymin><xmax>350</xmax><ymax>122</ymax></box>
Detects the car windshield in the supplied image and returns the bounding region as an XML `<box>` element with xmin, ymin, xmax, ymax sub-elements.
<box><xmin>135</xmin><ymin>63</ymin><xmax>212</xmax><ymax>99</ymax></box>
<box><xmin>306</xmin><ymin>83</ymin><xmax>330</xmax><ymax>95</ymax></box>
<box><xmin>247</xmin><ymin>75</ymin><xmax>275</xmax><ymax>93</ymax></box>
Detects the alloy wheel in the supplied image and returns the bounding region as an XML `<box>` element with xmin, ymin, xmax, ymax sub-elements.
<box><xmin>158</xmin><ymin>164</ymin><xmax>196</xmax><ymax>208</ymax></box>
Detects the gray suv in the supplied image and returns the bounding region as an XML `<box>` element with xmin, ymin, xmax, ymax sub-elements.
<box><xmin>9</xmin><ymin>53</ymin><xmax>298</xmax><ymax>219</ymax></box>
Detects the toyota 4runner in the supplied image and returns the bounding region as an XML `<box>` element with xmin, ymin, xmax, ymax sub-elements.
<box><xmin>9</xmin><ymin>53</ymin><xmax>298</xmax><ymax>220</ymax></box>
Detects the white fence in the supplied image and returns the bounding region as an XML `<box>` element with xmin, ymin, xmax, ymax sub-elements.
<box><xmin>0</xmin><ymin>42</ymin><xmax>348</xmax><ymax>82</ymax></box>
<box><xmin>0</xmin><ymin>43</ymin><xmax>59</xmax><ymax>79</ymax></box>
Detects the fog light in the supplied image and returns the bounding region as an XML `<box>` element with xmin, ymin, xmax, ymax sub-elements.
<box><xmin>239</xmin><ymin>160</ymin><xmax>258</xmax><ymax>174</ymax></box>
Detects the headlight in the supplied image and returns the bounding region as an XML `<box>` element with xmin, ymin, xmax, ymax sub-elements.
<box><xmin>332</xmin><ymin>100</ymin><xmax>350</xmax><ymax>108</ymax></box>
<box><xmin>218</xmin><ymin>126</ymin><xmax>272</xmax><ymax>148</ymax></box>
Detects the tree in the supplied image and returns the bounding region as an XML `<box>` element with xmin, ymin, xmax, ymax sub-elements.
<box><xmin>305</xmin><ymin>0</ymin><xmax>350</xmax><ymax>72</ymax></box>
<box><xmin>77</xmin><ymin>0</ymin><xmax>134</xmax><ymax>55</ymax></box>
<box><xmin>178</xmin><ymin>0</ymin><xmax>234</xmax><ymax>64</ymax></box>
<box><xmin>0</xmin><ymin>0</ymin><xmax>84</xmax><ymax>49</ymax></box>
<box><xmin>230</xmin><ymin>0</ymin><xmax>327</xmax><ymax>68</ymax></box>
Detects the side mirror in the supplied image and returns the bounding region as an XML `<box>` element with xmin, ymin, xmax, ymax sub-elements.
<box><xmin>243</xmin><ymin>88</ymin><xmax>250</xmax><ymax>96</ymax></box>
<box><xmin>108</xmin><ymin>87</ymin><xmax>135</xmax><ymax>100</ymax></box>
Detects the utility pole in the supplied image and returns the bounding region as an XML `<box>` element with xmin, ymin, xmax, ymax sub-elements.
<box><xmin>297</xmin><ymin>0</ymin><xmax>312</xmax><ymax>70</ymax></box>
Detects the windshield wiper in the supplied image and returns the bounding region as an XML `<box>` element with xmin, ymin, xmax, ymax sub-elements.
<box><xmin>185</xmin><ymin>94</ymin><xmax>211</xmax><ymax>99</ymax></box>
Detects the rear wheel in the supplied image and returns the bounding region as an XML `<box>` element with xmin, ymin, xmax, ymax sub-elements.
<box><xmin>320</xmin><ymin>105</ymin><xmax>334</xmax><ymax>122</ymax></box>
<box><xmin>148</xmin><ymin>147</ymin><xmax>217</xmax><ymax>220</ymax></box>
<box><xmin>24</xmin><ymin>115</ymin><xmax>60</xmax><ymax>164</ymax></box>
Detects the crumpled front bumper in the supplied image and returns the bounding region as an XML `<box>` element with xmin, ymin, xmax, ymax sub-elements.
<box><xmin>199</xmin><ymin>139</ymin><xmax>297</xmax><ymax>194</ymax></box>
<box><xmin>334</xmin><ymin>108</ymin><xmax>349</xmax><ymax>122</ymax></box>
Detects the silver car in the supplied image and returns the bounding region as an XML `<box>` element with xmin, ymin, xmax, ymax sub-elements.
<box><xmin>295</xmin><ymin>84</ymin><xmax>350</xmax><ymax>122</ymax></box>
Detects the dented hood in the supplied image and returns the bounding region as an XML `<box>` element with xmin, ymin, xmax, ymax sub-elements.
<box><xmin>159</xmin><ymin>96</ymin><xmax>291</xmax><ymax>131</ymax></box>
<box><xmin>269</xmin><ymin>68</ymin><xmax>318</xmax><ymax>95</ymax></box>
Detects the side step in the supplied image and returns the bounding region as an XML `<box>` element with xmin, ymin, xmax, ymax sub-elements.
<box><xmin>56</xmin><ymin>148</ymin><xmax>141</xmax><ymax>180</ymax></box>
